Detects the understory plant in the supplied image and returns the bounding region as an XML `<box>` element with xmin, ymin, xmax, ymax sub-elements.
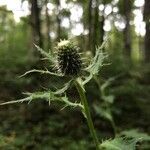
<box><xmin>94</xmin><ymin>76</ymin><xmax>117</xmax><ymax>135</ymax></box>
<box><xmin>1</xmin><ymin>39</ymin><xmax>150</xmax><ymax>150</ymax></box>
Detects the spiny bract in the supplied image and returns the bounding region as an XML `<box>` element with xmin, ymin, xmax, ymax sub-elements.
<box><xmin>56</xmin><ymin>40</ymin><xmax>82</xmax><ymax>76</ymax></box>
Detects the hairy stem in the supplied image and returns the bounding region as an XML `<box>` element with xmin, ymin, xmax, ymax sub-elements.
<box><xmin>75</xmin><ymin>78</ymin><xmax>99</xmax><ymax>150</ymax></box>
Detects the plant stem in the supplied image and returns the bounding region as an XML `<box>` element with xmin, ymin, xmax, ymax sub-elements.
<box><xmin>75</xmin><ymin>79</ymin><xmax>99</xmax><ymax>150</ymax></box>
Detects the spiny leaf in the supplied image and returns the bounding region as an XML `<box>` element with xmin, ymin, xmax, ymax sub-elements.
<box><xmin>100</xmin><ymin>137</ymin><xmax>141</xmax><ymax>150</ymax></box>
<box><xmin>54</xmin><ymin>79</ymin><xmax>73</xmax><ymax>95</ymax></box>
<box><xmin>34</xmin><ymin>44</ymin><xmax>55</xmax><ymax>63</ymax></box>
<box><xmin>83</xmin><ymin>38</ymin><xmax>108</xmax><ymax>84</ymax></box>
<box><xmin>101</xmin><ymin>95</ymin><xmax>115</xmax><ymax>104</ymax></box>
<box><xmin>0</xmin><ymin>91</ymin><xmax>83</xmax><ymax>110</ymax></box>
<box><xmin>0</xmin><ymin>91</ymin><xmax>54</xmax><ymax>105</ymax></box>
<box><xmin>83</xmin><ymin>73</ymin><xmax>93</xmax><ymax>85</ymax></box>
<box><xmin>100</xmin><ymin>76</ymin><xmax>116</xmax><ymax>93</ymax></box>
<box><xmin>120</xmin><ymin>129</ymin><xmax>150</xmax><ymax>141</ymax></box>
<box><xmin>100</xmin><ymin>129</ymin><xmax>150</xmax><ymax>150</ymax></box>
<box><xmin>85</xmin><ymin>38</ymin><xmax>108</xmax><ymax>74</ymax></box>
<box><xmin>93</xmin><ymin>104</ymin><xmax>113</xmax><ymax>122</ymax></box>
<box><xmin>19</xmin><ymin>69</ymin><xmax>63</xmax><ymax>78</ymax></box>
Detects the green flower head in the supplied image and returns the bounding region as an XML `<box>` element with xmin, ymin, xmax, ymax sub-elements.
<box><xmin>56</xmin><ymin>40</ymin><xmax>82</xmax><ymax>76</ymax></box>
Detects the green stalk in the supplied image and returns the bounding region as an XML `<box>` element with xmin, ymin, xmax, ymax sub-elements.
<box><xmin>75</xmin><ymin>78</ymin><xmax>99</xmax><ymax>150</ymax></box>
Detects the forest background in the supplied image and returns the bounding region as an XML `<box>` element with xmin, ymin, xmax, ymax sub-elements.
<box><xmin>0</xmin><ymin>0</ymin><xmax>150</xmax><ymax>149</ymax></box>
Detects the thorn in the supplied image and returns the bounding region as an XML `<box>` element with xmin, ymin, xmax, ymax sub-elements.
<box><xmin>48</xmin><ymin>98</ymin><xmax>51</xmax><ymax>106</ymax></box>
<box><xmin>60</xmin><ymin>104</ymin><xmax>68</xmax><ymax>111</ymax></box>
<box><xmin>27</xmin><ymin>99</ymin><xmax>32</xmax><ymax>104</ymax></box>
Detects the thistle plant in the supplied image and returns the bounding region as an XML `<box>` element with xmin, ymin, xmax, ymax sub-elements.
<box><xmin>1</xmin><ymin>39</ymin><xmax>107</xmax><ymax>149</ymax></box>
<box><xmin>1</xmin><ymin>39</ymin><xmax>150</xmax><ymax>150</ymax></box>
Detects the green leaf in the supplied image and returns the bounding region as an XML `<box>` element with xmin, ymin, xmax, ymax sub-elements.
<box><xmin>101</xmin><ymin>95</ymin><xmax>115</xmax><ymax>104</ymax></box>
<box><xmin>121</xmin><ymin>129</ymin><xmax>150</xmax><ymax>141</ymax></box>
<box><xmin>86</xmin><ymin>48</ymin><xmax>106</xmax><ymax>75</ymax></box>
<box><xmin>83</xmin><ymin>38</ymin><xmax>108</xmax><ymax>84</ymax></box>
<box><xmin>85</xmin><ymin>38</ymin><xmax>107</xmax><ymax>74</ymax></box>
<box><xmin>100</xmin><ymin>130</ymin><xmax>150</xmax><ymax>150</ymax></box>
<box><xmin>19</xmin><ymin>69</ymin><xmax>63</xmax><ymax>78</ymax></box>
<box><xmin>0</xmin><ymin>91</ymin><xmax>83</xmax><ymax>110</ymax></box>
<box><xmin>101</xmin><ymin>77</ymin><xmax>116</xmax><ymax>93</ymax></box>
<box><xmin>34</xmin><ymin>44</ymin><xmax>55</xmax><ymax>63</ymax></box>
<box><xmin>93</xmin><ymin>104</ymin><xmax>113</xmax><ymax>122</ymax></box>
<box><xmin>100</xmin><ymin>137</ymin><xmax>140</xmax><ymax>150</ymax></box>
<box><xmin>54</xmin><ymin>79</ymin><xmax>73</xmax><ymax>95</ymax></box>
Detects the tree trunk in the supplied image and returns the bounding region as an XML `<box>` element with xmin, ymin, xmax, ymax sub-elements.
<box><xmin>144</xmin><ymin>0</ymin><xmax>150</xmax><ymax>62</ymax></box>
<box><xmin>93</xmin><ymin>0</ymin><xmax>99</xmax><ymax>51</ymax></box>
<box><xmin>45</xmin><ymin>0</ymin><xmax>51</xmax><ymax>50</ymax></box>
<box><xmin>56</xmin><ymin>0</ymin><xmax>61</xmax><ymax>41</ymax></box>
<box><xmin>92</xmin><ymin>0</ymin><xmax>105</xmax><ymax>53</ymax></box>
<box><xmin>99</xmin><ymin>14</ymin><xmax>105</xmax><ymax>45</ymax></box>
<box><xmin>88</xmin><ymin>0</ymin><xmax>93</xmax><ymax>52</ymax></box>
<box><xmin>30</xmin><ymin>0</ymin><xmax>43</xmax><ymax>49</ymax></box>
<box><xmin>123</xmin><ymin>0</ymin><xmax>132</xmax><ymax>57</ymax></box>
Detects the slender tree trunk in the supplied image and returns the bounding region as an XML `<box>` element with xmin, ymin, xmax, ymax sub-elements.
<box><xmin>30</xmin><ymin>0</ymin><xmax>43</xmax><ymax>49</ymax></box>
<box><xmin>45</xmin><ymin>0</ymin><xmax>51</xmax><ymax>50</ymax></box>
<box><xmin>56</xmin><ymin>0</ymin><xmax>61</xmax><ymax>41</ymax></box>
<box><xmin>92</xmin><ymin>0</ymin><xmax>105</xmax><ymax>54</ymax></box>
<box><xmin>99</xmin><ymin>14</ymin><xmax>105</xmax><ymax>45</ymax></box>
<box><xmin>123</xmin><ymin>0</ymin><xmax>132</xmax><ymax>57</ymax></box>
<box><xmin>88</xmin><ymin>0</ymin><xmax>93</xmax><ymax>52</ymax></box>
<box><xmin>28</xmin><ymin>0</ymin><xmax>43</xmax><ymax>87</ymax></box>
<box><xmin>93</xmin><ymin>0</ymin><xmax>99</xmax><ymax>50</ymax></box>
<box><xmin>144</xmin><ymin>0</ymin><xmax>150</xmax><ymax>62</ymax></box>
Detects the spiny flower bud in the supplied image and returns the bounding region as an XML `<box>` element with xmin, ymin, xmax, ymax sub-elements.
<box><xmin>56</xmin><ymin>40</ymin><xmax>82</xmax><ymax>76</ymax></box>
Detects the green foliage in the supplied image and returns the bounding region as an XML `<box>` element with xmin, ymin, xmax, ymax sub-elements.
<box><xmin>83</xmin><ymin>39</ymin><xmax>107</xmax><ymax>85</ymax></box>
<box><xmin>34</xmin><ymin>44</ymin><xmax>55</xmax><ymax>63</ymax></box>
<box><xmin>0</xmin><ymin>39</ymin><xmax>107</xmax><ymax>150</ymax></box>
<box><xmin>120</xmin><ymin>129</ymin><xmax>150</xmax><ymax>141</ymax></box>
<box><xmin>1</xmin><ymin>36</ymin><xmax>150</xmax><ymax>149</ymax></box>
<box><xmin>94</xmin><ymin>104</ymin><xmax>113</xmax><ymax>123</ymax></box>
<box><xmin>0</xmin><ymin>88</ymin><xmax>83</xmax><ymax>110</ymax></box>
<box><xmin>0</xmin><ymin>17</ymin><xmax>31</xmax><ymax>71</ymax></box>
<box><xmin>93</xmin><ymin>76</ymin><xmax>117</xmax><ymax>135</ymax></box>
<box><xmin>100</xmin><ymin>130</ymin><xmax>150</xmax><ymax>150</ymax></box>
<box><xmin>100</xmin><ymin>137</ymin><xmax>140</xmax><ymax>150</ymax></box>
<box><xmin>0</xmin><ymin>1</ymin><xmax>150</xmax><ymax>149</ymax></box>
<box><xmin>0</xmin><ymin>134</ymin><xmax>16</xmax><ymax>150</ymax></box>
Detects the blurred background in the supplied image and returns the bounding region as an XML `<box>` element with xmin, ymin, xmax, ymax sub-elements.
<box><xmin>0</xmin><ymin>0</ymin><xmax>150</xmax><ymax>149</ymax></box>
